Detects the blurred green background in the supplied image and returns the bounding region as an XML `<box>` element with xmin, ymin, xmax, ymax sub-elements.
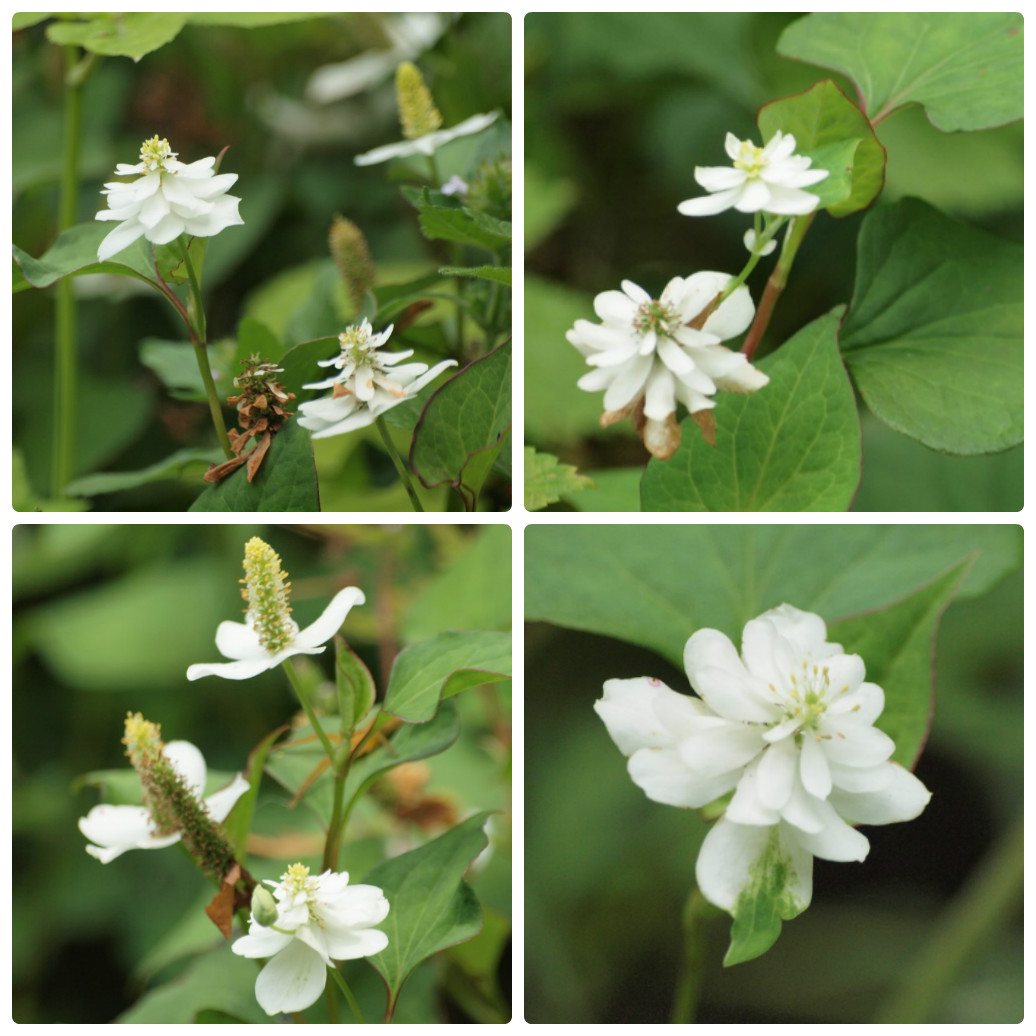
<box><xmin>13</xmin><ymin>523</ymin><xmax>511</xmax><ymax>1022</ymax></box>
<box><xmin>524</xmin><ymin>13</ymin><xmax>1023</xmax><ymax>510</ymax></box>
<box><xmin>524</xmin><ymin>524</ymin><xmax>1022</xmax><ymax>1022</ymax></box>
<box><xmin>13</xmin><ymin>13</ymin><xmax>511</xmax><ymax>511</ymax></box>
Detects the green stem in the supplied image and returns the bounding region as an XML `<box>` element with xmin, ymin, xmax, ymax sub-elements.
<box><xmin>328</xmin><ymin>965</ymin><xmax>365</xmax><ymax>1024</ymax></box>
<box><xmin>875</xmin><ymin>813</ymin><xmax>1023</xmax><ymax>1023</ymax></box>
<box><xmin>51</xmin><ymin>46</ymin><xmax>87</xmax><ymax>497</ymax></box>
<box><xmin>717</xmin><ymin>213</ymin><xmax>787</xmax><ymax>306</ymax></box>
<box><xmin>281</xmin><ymin>659</ymin><xmax>337</xmax><ymax>764</ymax></box>
<box><xmin>322</xmin><ymin>764</ymin><xmax>348</xmax><ymax>872</ymax></box>
<box><xmin>376</xmin><ymin>416</ymin><xmax>424</xmax><ymax>511</ymax></box>
<box><xmin>177</xmin><ymin>237</ymin><xmax>233</xmax><ymax>459</ymax></box>
<box><xmin>671</xmin><ymin>888</ymin><xmax>710</xmax><ymax>1023</ymax></box>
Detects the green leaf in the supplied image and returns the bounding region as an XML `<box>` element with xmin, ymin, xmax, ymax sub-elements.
<box><xmin>335</xmin><ymin>638</ymin><xmax>377</xmax><ymax>736</ymax></box>
<box><xmin>777</xmin><ymin>13</ymin><xmax>1023</xmax><ymax>131</ymax></box>
<box><xmin>46</xmin><ymin>13</ymin><xmax>188</xmax><ymax>60</ymax></box>
<box><xmin>139</xmin><ymin>337</ymin><xmax>235</xmax><ymax>403</ymax></box>
<box><xmin>524</xmin><ymin>162</ymin><xmax>577</xmax><ymax>252</ymax></box>
<box><xmin>830</xmin><ymin>561</ymin><xmax>970</xmax><ymax>767</ymax></box>
<box><xmin>410</xmin><ymin>340</ymin><xmax>511</xmax><ymax>506</ymax></box>
<box><xmin>221</xmin><ymin>726</ymin><xmax>286</xmax><ymax>857</ymax></box>
<box><xmin>757</xmin><ymin>80</ymin><xmax>885</xmax><ymax>217</ymax></box>
<box><xmin>840</xmin><ymin>198</ymin><xmax>1022</xmax><ymax>454</ymax></box>
<box><xmin>404</xmin><ymin>187</ymin><xmax>512</xmax><ymax>252</ymax></box>
<box><xmin>277</xmin><ymin>336</ymin><xmax>337</xmax><ymax>400</ymax></box>
<box><xmin>64</xmin><ymin>447</ymin><xmax>222</xmax><ymax>498</ymax></box>
<box><xmin>567</xmin><ymin>467</ymin><xmax>642</xmax><ymax>512</ymax></box>
<box><xmin>185</xmin><ymin>13</ymin><xmax>327</xmax><ymax>28</ymax></box>
<box><xmin>235</xmin><ymin>316</ymin><xmax>284</xmax><ymax>365</ymax></box>
<box><xmin>365</xmin><ymin>813</ymin><xmax>490</xmax><ymax>1013</ymax></box>
<box><xmin>13</xmin><ymin>221</ymin><xmax>161</xmax><ymax>292</ymax></box>
<box><xmin>525</xmin><ymin>525</ymin><xmax>1019</xmax><ymax>669</ymax></box>
<box><xmin>370</xmin><ymin>273</ymin><xmax>448</xmax><ymax>325</ymax></box>
<box><xmin>640</xmin><ymin>308</ymin><xmax>861</xmax><ymax>511</ymax></box>
<box><xmin>439</xmin><ymin>264</ymin><xmax>512</xmax><ymax>286</ymax></box>
<box><xmin>524</xmin><ymin>447</ymin><xmax>594</xmax><ymax>510</ymax></box>
<box><xmin>383</xmin><ymin>630</ymin><xmax>512</xmax><ymax>724</ymax></box>
<box><xmin>189</xmin><ymin>419</ymin><xmax>319</xmax><ymax>512</ymax></box>
<box><xmin>13</xmin><ymin>13</ymin><xmax>51</xmax><ymax>30</ymax></box>
<box><xmin>13</xmin><ymin>450</ymin><xmax>89</xmax><ymax>512</ymax></box>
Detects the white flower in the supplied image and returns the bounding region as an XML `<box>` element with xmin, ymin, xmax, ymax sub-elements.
<box><xmin>678</xmin><ymin>131</ymin><xmax>828</xmax><ymax>218</ymax></box>
<box><xmin>440</xmin><ymin>174</ymin><xmax>469</xmax><ymax>197</ymax></box>
<box><xmin>595</xmin><ymin>604</ymin><xmax>932</xmax><ymax>915</ymax></box>
<box><xmin>354</xmin><ymin>111</ymin><xmax>499</xmax><ymax>166</ymax></box>
<box><xmin>95</xmin><ymin>136</ymin><xmax>243</xmax><ymax>262</ymax></box>
<box><xmin>296</xmin><ymin>319</ymin><xmax>457</xmax><ymax>439</ymax></box>
<box><xmin>743</xmin><ymin>228</ymin><xmax>777</xmax><ymax>256</ymax></box>
<box><xmin>232</xmin><ymin>863</ymin><xmax>390</xmax><ymax>1015</ymax></box>
<box><xmin>187</xmin><ymin>537</ymin><xmax>365</xmax><ymax>681</ymax></box>
<box><xmin>78</xmin><ymin>740</ymin><xmax>249</xmax><ymax>863</ymax></box>
<box><xmin>567</xmin><ymin>271</ymin><xmax>766</xmax><ymax>456</ymax></box>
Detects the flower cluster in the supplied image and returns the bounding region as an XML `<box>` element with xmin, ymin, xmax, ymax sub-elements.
<box><xmin>95</xmin><ymin>136</ymin><xmax>242</xmax><ymax>261</ymax></box>
<box><xmin>296</xmin><ymin>319</ymin><xmax>457</xmax><ymax>439</ymax></box>
<box><xmin>595</xmin><ymin>605</ymin><xmax>931</xmax><ymax>920</ymax></box>
<box><xmin>232</xmin><ymin>862</ymin><xmax>390</xmax><ymax>1015</ymax></box>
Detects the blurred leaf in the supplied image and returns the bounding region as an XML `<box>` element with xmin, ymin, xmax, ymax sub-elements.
<box><xmin>841</xmin><ymin>198</ymin><xmax>1022</xmax><ymax>454</ymax></box>
<box><xmin>13</xmin><ymin>450</ymin><xmax>89</xmax><ymax>512</ymax></box>
<box><xmin>285</xmin><ymin>262</ymin><xmax>347</xmax><ymax>347</ymax></box>
<box><xmin>139</xmin><ymin>337</ymin><xmax>235</xmax><ymax>402</ymax></box>
<box><xmin>277</xmin><ymin>336</ymin><xmax>336</xmax><ymax>400</ymax></box>
<box><xmin>13</xmin><ymin>13</ymin><xmax>51</xmax><ymax>29</ymax></box>
<box><xmin>383</xmin><ymin>631</ymin><xmax>512</xmax><ymax>724</ymax></box>
<box><xmin>525</xmin><ymin>525</ymin><xmax>1020</xmax><ymax>668</ymax></box>
<box><xmin>411</xmin><ymin>340</ymin><xmax>511</xmax><ymax>507</ymax></box>
<box><xmin>830</xmin><ymin>561</ymin><xmax>969</xmax><ymax>767</ymax></box>
<box><xmin>64</xmin><ymin>447</ymin><xmax>222</xmax><ymax>498</ymax></box>
<box><xmin>189</xmin><ymin>420</ymin><xmax>319</xmax><ymax>512</ymax></box>
<box><xmin>133</xmin><ymin>891</ymin><xmax>226</xmax><ymax>982</ymax></box>
<box><xmin>365</xmin><ymin>813</ymin><xmax>489</xmax><ymax>1013</ymax></box>
<box><xmin>778</xmin><ymin>13</ymin><xmax>1023</xmax><ymax>131</ymax></box>
<box><xmin>185</xmin><ymin>13</ymin><xmax>329</xmax><ymax>27</ymax></box>
<box><xmin>439</xmin><ymin>264</ymin><xmax>511</xmax><ymax>286</ymax></box>
<box><xmin>641</xmin><ymin>309</ymin><xmax>861</xmax><ymax>511</ymax></box>
<box><xmin>524</xmin><ymin>447</ymin><xmax>593</xmax><ymax>510</ymax></box>
<box><xmin>371</xmin><ymin>273</ymin><xmax>449</xmax><ymax>325</ymax></box>
<box><xmin>525</xmin><ymin>162</ymin><xmax>577</xmax><ymax>252</ymax></box>
<box><xmin>404</xmin><ymin>187</ymin><xmax>511</xmax><ymax>252</ymax></box>
<box><xmin>47</xmin><ymin>13</ymin><xmax>188</xmax><ymax>60</ymax></box>
<box><xmin>566</xmin><ymin>467</ymin><xmax>641</xmax><ymax>511</ymax></box>
<box><xmin>335</xmin><ymin>638</ymin><xmax>377</xmax><ymax>736</ymax></box>
<box><xmin>401</xmin><ymin>526</ymin><xmax>512</xmax><ymax>642</ymax></box>
<box><xmin>235</xmin><ymin>317</ymin><xmax>283</xmax><ymax>366</ymax></box>
<box><xmin>758</xmin><ymin>80</ymin><xmax>885</xmax><ymax>217</ymax></box>
<box><xmin>221</xmin><ymin>727</ymin><xmax>285</xmax><ymax>857</ymax></box>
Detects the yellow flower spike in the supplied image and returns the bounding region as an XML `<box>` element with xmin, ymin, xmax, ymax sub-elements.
<box><xmin>395</xmin><ymin>62</ymin><xmax>442</xmax><ymax>140</ymax></box>
<box><xmin>241</xmin><ymin>537</ymin><xmax>296</xmax><ymax>654</ymax></box>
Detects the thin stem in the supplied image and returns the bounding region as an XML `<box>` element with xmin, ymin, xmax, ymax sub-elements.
<box><xmin>177</xmin><ymin>237</ymin><xmax>233</xmax><ymax>459</ymax></box>
<box><xmin>324</xmin><ymin>983</ymin><xmax>340</xmax><ymax>1024</ymax></box>
<box><xmin>671</xmin><ymin>888</ymin><xmax>710</xmax><ymax>1024</ymax></box>
<box><xmin>281</xmin><ymin>659</ymin><xmax>337</xmax><ymax>764</ymax></box>
<box><xmin>717</xmin><ymin>213</ymin><xmax>787</xmax><ymax>306</ymax></box>
<box><xmin>322</xmin><ymin>766</ymin><xmax>348</xmax><ymax>872</ymax></box>
<box><xmin>328</xmin><ymin>965</ymin><xmax>365</xmax><ymax>1024</ymax></box>
<box><xmin>51</xmin><ymin>45</ymin><xmax>86</xmax><ymax>497</ymax></box>
<box><xmin>875</xmin><ymin>812</ymin><xmax>1023</xmax><ymax>1023</ymax></box>
<box><xmin>375</xmin><ymin>416</ymin><xmax>424</xmax><ymax>511</ymax></box>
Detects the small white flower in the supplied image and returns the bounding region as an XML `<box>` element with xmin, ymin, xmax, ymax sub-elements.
<box><xmin>187</xmin><ymin>537</ymin><xmax>364</xmax><ymax>681</ymax></box>
<box><xmin>595</xmin><ymin>604</ymin><xmax>931</xmax><ymax>915</ymax></box>
<box><xmin>678</xmin><ymin>131</ymin><xmax>828</xmax><ymax>218</ymax></box>
<box><xmin>232</xmin><ymin>863</ymin><xmax>390</xmax><ymax>1016</ymax></box>
<box><xmin>354</xmin><ymin>111</ymin><xmax>499</xmax><ymax>166</ymax></box>
<box><xmin>78</xmin><ymin>741</ymin><xmax>249</xmax><ymax>863</ymax></box>
<box><xmin>297</xmin><ymin>319</ymin><xmax>457</xmax><ymax>439</ymax></box>
<box><xmin>440</xmin><ymin>174</ymin><xmax>469</xmax><ymax>197</ymax></box>
<box><xmin>567</xmin><ymin>271</ymin><xmax>766</xmax><ymax>456</ymax></box>
<box><xmin>95</xmin><ymin>135</ymin><xmax>243</xmax><ymax>262</ymax></box>
<box><xmin>743</xmin><ymin>228</ymin><xmax>777</xmax><ymax>257</ymax></box>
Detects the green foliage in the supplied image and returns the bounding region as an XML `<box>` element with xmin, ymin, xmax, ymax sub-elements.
<box><xmin>524</xmin><ymin>447</ymin><xmax>594</xmax><ymax>510</ymax></box>
<box><xmin>439</xmin><ymin>264</ymin><xmax>512</xmax><ymax>286</ymax></box>
<box><xmin>778</xmin><ymin>13</ymin><xmax>1023</xmax><ymax>131</ymax></box>
<box><xmin>404</xmin><ymin>187</ymin><xmax>512</xmax><ymax>253</ymax></box>
<box><xmin>640</xmin><ymin>309</ymin><xmax>860</xmax><ymax>511</ymax></box>
<box><xmin>335</xmin><ymin>639</ymin><xmax>377</xmax><ymax>736</ymax></box>
<box><xmin>189</xmin><ymin>420</ymin><xmax>320</xmax><ymax>512</ymax></box>
<box><xmin>365</xmin><ymin>813</ymin><xmax>490</xmax><ymax>1014</ymax></box>
<box><xmin>64</xmin><ymin>448</ymin><xmax>222</xmax><ymax>498</ymax></box>
<box><xmin>383</xmin><ymin>631</ymin><xmax>512</xmax><ymax>724</ymax></box>
<box><xmin>841</xmin><ymin>198</ymin><xmax>1022</xmax><ymax>454</ymax></box>
<box><xmin>758</xmin><ymin>80</ymin><xmax>885</xmax><ymax>217</ymax></box>
<box><xmin>46</xmin><ymin>13</ymin><xmax>189</xmax><ymax>61</ymax></box>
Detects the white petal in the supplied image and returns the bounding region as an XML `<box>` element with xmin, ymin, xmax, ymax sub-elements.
<box><xmin>702</xmin><ymin>284</ymin><xmax>755</xmax><ymax>341</ymax></box>
<box><xmin>826</xmin><ymin>681</ymin><xmax>884</xmax><ymax>726</ymax></box>
<box><xmin>758</xmin><ymin>604</ymin><xmax>832</xmax><ymax>655</ymax></box>
<box><xmin>232</xmin><ymin>923</ymin><xmax>294</xmax><ymax>959</ymax></box>
<box><xmin>204</xmin><ymin>773</ymin><xmax>251</xmax><ymax>822</ymax></box>
<box><xmin>595</xmin><ymin>677</ymin><xmax>700</xmax><ymax>754</ymax></box>
<box><xmin>799</xmin><ymin>734</ymin><xmax>833</xmax><ymax>799</ymax></box>
<box><xmin>757</xmin><ymin>185</ymin><xmax>820</xmax><ymax>215</ymax></box>
<box><xmin>79</xmin><ymin>804</ymin><xmax>172</xmax><ymax>862</ymax></box>
<box><xmin>254</xmin><ymin>940</ymin><xmax>328</xmax><ymax>1015</ymax></box>
<box><xmin>309</xmin><ymin>408</ymin><xmax>380</xmax><ymax>438</ymax></box>
<box><xmin>214</xmin><ymin>619</ymin><xmax>264</xmax><ymax>661</ymax></box>
<box><xmin>828</xmin><ymin>763</ymin><xmax>931</xmax><ymax>825</ymax></box>
<box><xmin>779</xmin><ymin>777</ymin><xmax>827</xmax><ymax>834</ymax></box>
<box><xmin>144</xmin><ymin>212</ymin><xmax>186</xmax><ymax>245</ymax></box>
<box><xmin>620</xmin><ymin>280</ymin><xmax>651</xmax><ymax>305</ymax></box>
<box><xmin>755</xmin><ymin>736</ymin><xmax>798</xmax><ymax>810</ymax></box>
<box><xmin>725</xmin><ymin>760</ymin><xmax>781</xmax><ymax>826</ymax></box>
<box><xmin>593</xmin><ymin>289</ymin><xmax>638</xmax><ymax>325</ymax></box>
<box><xmin>294</xmin><ymin>587</ymin><xmax>365</xmax><ymax>650</ymax></box>
<box><xmin>97</xmin><ymin>219</ymin><xmax>146</xmax><ymax>261</ymax></box>
<box><xmin>627</xmin><ymin>746</ymin><xmax>738</xmax><ymax>808</ymax></box>
<box><xmin>186</xmin><ymin>657</ymin><xmax>278</xmax><ymax>681</ymax></box>
<box><xmin>602</xmin><ymin>354</ymin><xmax>652</xmax><ymax>412</ymax></box>
<box><xmin>791</xmin><ymin>799</ymin><xmax>870</xmax><ymax>862</ymax></box>
<box><xmin>819</xmin><ymin>723</ymin><xmax>895</xmax><ymax>767</ymax></box>
<box><xmin>694</xmin><ymin>165</ymin><xmax>747</xmax><ymax>192</ymax></box>
<box><xmin>677</xmin><ymin>188</ymin><xmax>741</xmax><ymax>216</ymax></box>
<box><xmin>642</xmin><ymin>366</ymin><xmax>677</xmax><ymax>421</ymax></box>
<box><xmin>163</xmin><ymin>741</ymin><xmax>206</xmax><ymax>796</ymax></box>
<box><xmin>732</xmin><ymin>178</ymin><xmax>772</xmax><ymax>212</ymax></box>
<box><xmin>827</xmin><ymin>760</ymin><xmax>893</xmax><ymax>793</ymax></box>
<box><xmin>678</xmin><ymin>717</ymin><xmax>765</xmax><ymax>778</ymax></box>
<box><xmin>683</xmin><ymin>628</ymin><xmax>777</xmax><ymax>723</ymax></box>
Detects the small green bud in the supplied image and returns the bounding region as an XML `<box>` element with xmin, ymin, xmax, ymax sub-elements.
<box><xmin>329</xmin><ymin>215</ymin><xmax>375</xmax><ymax>311</ymax></box>
<box><xmin>251</xmin><ymin>884</ymin><xmax>280</xmax><ymax>927</ymax></box>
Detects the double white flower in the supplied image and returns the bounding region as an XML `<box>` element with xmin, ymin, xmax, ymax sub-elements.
<box><xmin>567</xmin><ymin>271</ymin><xmax>767</xmax><ymax>457</ymax></box>
<box><xmin>233</xmin><ymin>863</ymin><xmax>390</xmax><ymax>1015</ymax></box>
<box><xmin>596</xmin><ymin>605</ymin><xmax>931</xmax><ymax>916</ymax></box>
<box><xmin>95</xmin><ymin>136</ymin><xmax>243</xmax><ymax>262</ymax></box>
<box><xmin>297</xmin><ymin>319</ymin><xmax>457</xmax><ymax>439</ymax></box>
<box><xmin>678</xmin><ymin>131</ymin><xmax>827</xmax><ymax>218</ymax></box>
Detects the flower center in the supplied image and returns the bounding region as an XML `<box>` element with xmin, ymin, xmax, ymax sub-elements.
<box><xmin>784</xmin><ymin>659</ymin><xmax>831</xmax><ymax>732</ymax></box>
<box><xmin>139</xmin><ymin>135</ymin><xmax>177</xmax><ymax>173</ymax></box>
<box><xmin>339</xmin><ymin>324</ymin><xmax>377</xmax><ymax>366</ymax></box>
<box><xmin>282</xmin><ymin>862</ymin><xmax>317</xmax><ymax>896</ymax></box>
<box><xmin>633</xmin><ymin>298</ymin><xmax>678</xmax><ymax>340</ymax></box>
<box><xmin>733</xmin><ymin>141</ymin><xmax>766</xmax><ymax>177</ymax></box>
<box><xmin>241</xmin><ymin>537</ymin><xmax>296</xmax><ymax>653</ymax></box>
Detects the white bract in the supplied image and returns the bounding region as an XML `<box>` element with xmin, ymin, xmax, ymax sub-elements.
<box><xmin>567</xmin><ymin>271</ymin><xmax>766</xmax><ymax>454</ymax></box>
<box><xmin>297</xmin><ymin>319</ymin><xmax>457</xmax><ymax>439</ymax></box>
<box><xmin>232</xmin><ymin>863</ymin><xmax>390</xmax><ymax>1015</ymax></box>
<box><xmin>354</xmin><ymin>110</ymin><xmax>498</xmax><ymax>166</ymax></box>
<box><xmin>95</xmin><ymin>136</ymin><xmax>243</xmax><ymax>261</ymax></box>
<box><xmin>595</xmin><ymin>604</ymin><xmax>931</xmax><ymax>916</ymax></box>
<box><xmin>78</xmin><ymin>741</ymin><xmax>249</xmax><ymax>863</ymax></box>
<box><xmin>678</xmin><ymin>131</ymin><xmax>828</xmax><ymax>218</ymax></box>
<box><xmin>743</xmin><ymin>228</ymin><xmax>777</xmax><ymax>257</ymax></box>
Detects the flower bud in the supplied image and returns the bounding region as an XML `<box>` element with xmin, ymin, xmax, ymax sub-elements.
<box><xmin>329</xmin><ymin>215</ymin><xmax>375</xmax><ymax>311</ymax></box>
<box><xmin>395</xmin><ymin>62</ymin><xmax>442</xmax><ymax>140</ymax></box>
<box><xmin>251</xmin><ymin>884</ymin><xmax>280</xmax><ymax>927</ymax></box>
<box><xmin>241</xmin><ymin>538</ymin><xmax>296</xmax><ymax>654</ymax></box>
